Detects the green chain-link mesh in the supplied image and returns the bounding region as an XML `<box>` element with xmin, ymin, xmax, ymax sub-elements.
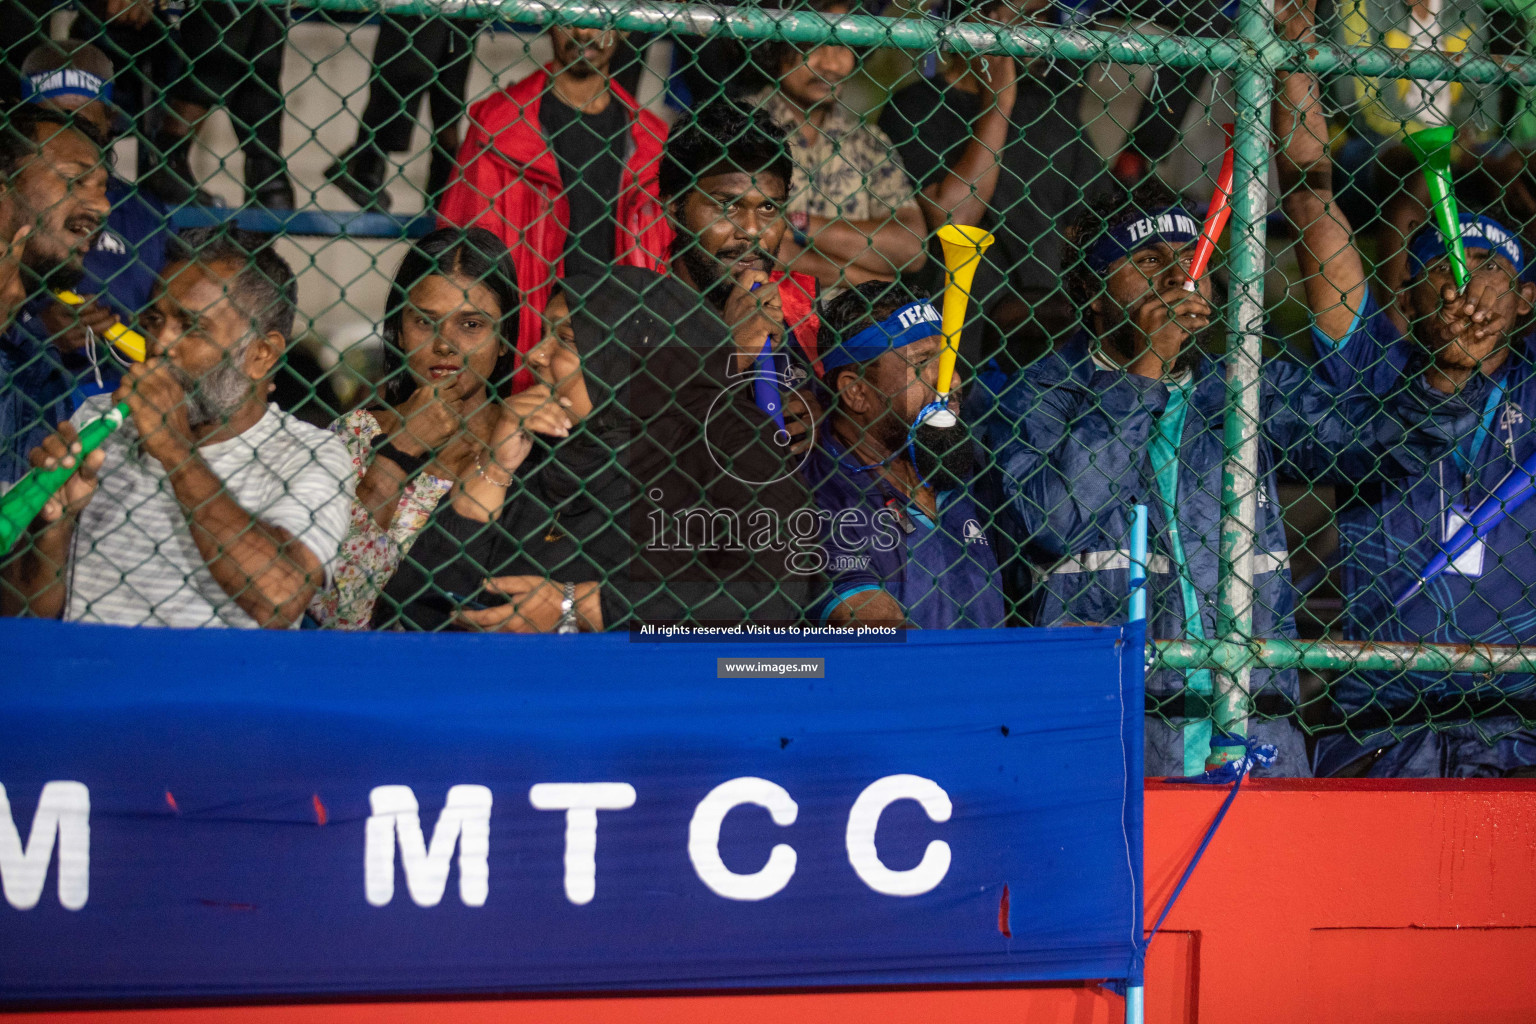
<box><xmin>5</xmin><ymin>0</ymin><xmax>1536</xmax><ymax>775</ymax></box>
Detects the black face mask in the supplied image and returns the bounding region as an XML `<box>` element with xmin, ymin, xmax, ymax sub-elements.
<box><xmin>912</xmin><ymin>419</ymin><xmax>975</xmax><ymax>492</ymax></box>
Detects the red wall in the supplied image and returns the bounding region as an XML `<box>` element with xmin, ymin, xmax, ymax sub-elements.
<box><xmin>15</xmin><ymin>780</ymin><xmax>1536</xmax><ymax>1024</ymax></box>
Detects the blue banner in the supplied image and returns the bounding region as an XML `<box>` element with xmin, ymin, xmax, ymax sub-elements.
<box><xmin>0</xmin><ymin>621</ymin><xmax>1143</xmax><ymax>1004</ymax></box>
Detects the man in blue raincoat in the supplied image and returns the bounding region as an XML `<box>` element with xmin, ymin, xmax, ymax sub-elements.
<box><xmin>1278</xmin><ymin>18</ymin><xmax>1536</xmax><ymax>776</ymax></box>
<box><xmin>975</xmin><ymin>169</ymin><xmax>1492</xmax><ymax>777</ymax></box>
<box><xmin>807</xmin><ymin>281</ymin><xmax>1006</xmax><ymax>629</ymax></box>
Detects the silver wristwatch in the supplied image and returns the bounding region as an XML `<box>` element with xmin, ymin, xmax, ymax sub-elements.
<box><xmin>556</xmin><ymin>582</ymin><xmax>578</xmax><ymax>634</ymax></box>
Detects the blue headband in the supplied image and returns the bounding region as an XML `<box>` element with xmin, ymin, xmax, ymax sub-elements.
<box><xmin>22</xmin><ymin>68</ymin><xmax>114</xmax><ymax>106</ymax></box>
<box><xmin>1085</xmin><ymin>206</ymin><xmax>1203</xmax><ymax>275</ymax></box>
<box><xmin>1407</xmin><ymin>213</ymin><xmax>1533</xmax><ymax>282</ymax></box>
<box><xmin>821</xmin><ymin>300</ymin><xmax>942</xmax><ymax>372</ymax></box>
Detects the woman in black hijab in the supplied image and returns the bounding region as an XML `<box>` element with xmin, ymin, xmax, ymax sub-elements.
<box><xmin>375</xmin><ymin>266</ymin><xmax>816</xmax><ymax>631</ymax></box>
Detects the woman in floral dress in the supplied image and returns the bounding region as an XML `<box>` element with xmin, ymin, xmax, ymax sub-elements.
<box><xmin>310</xmin><ymin>227</ymin><xmax>572</xmax><ymax>628</ymax></box>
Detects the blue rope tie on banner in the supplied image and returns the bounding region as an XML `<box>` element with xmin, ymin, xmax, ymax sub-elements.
<box><xmin>1137</xmin><ymin>737</ymin><xmax>1276</xmax><ymax>960</ymax></box>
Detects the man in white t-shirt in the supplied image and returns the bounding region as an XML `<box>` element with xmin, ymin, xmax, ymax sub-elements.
<box><xmin>2</xmin><ymin>228</ymin><xmax>353</xmax><ymax>628</ymax></box>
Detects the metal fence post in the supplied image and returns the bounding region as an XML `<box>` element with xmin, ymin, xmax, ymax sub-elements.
<box><xmin>251</xmin><ymin>0</ymin><xmax>1536</xmax><ymax>85</ymax></box>
<box><xmin>1209</xmin><ymin>0</ymin><xmax>1276</xmax><ymax>769</ymax></box>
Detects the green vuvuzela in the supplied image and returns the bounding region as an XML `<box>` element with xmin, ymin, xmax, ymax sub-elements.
<box><xmin>0</xmin><ymin>402</ymin><xmax>129</xmax><ymax>554</ymax></box>
<box><xmin>1404</xmin><ymin>124</ymin><xmax>1469</xmax><ymax>289</ymax></box>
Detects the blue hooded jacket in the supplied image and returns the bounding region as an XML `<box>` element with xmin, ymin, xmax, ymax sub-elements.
<box><xmin>975</xmin><ymin>331</ymin><xmax>1489</xmax><ymax>776</ymax></box>
<box><xmin>1</xmin><ymin>177</ymin><xmax>170</xmax><ymax>484</ymax></box>
<box><xmin>1310</xmin><ymin>292</ymin><xmax>1536</xmax><ymax>775</ymax></box>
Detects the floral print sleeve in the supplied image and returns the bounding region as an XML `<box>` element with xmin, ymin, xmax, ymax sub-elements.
<box><xmin>307</xmin><ymin>409</ymin><xmax>453</xmax><ymax>629</ymax></box>
<box><xmin>756</xmin><ymin>91</ymin><xmax>919</xmax><ymax>223</ymax></box>
<box><xmin>859</xmin><ymin>121</ymin><xmax>921</xmax><ymax>218</ymax></box>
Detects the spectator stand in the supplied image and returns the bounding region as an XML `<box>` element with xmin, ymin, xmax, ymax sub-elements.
<box><xmin>6</xmin><ymin>0</ymin><xmax>1536</xmax><ymax>1015</ymax></box>
<box><xmin>264</xmin><ymin>0</ymin><xmax>1536</xmax><ymax>768</ymax></box>
<box><xmin>9</xmin><ymin>0</ymin><xmax>1536</xmax><ymax>788</ymax></box>
<box><xmin>8</xmin><ymin>0</ymin><xmax>1534</xmax><ymax>760</ymax></box>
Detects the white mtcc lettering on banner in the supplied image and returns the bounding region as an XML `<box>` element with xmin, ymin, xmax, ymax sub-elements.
<box><xmin>365</xmin><ymin>785</ymin><xmax>492</xmax><ymax>908</ymax></box>
<box><xmin>528</xmin><ymin>783</ymin><xmax>637</xmax><ymax>905</ymax></box>
<box><xmin>846</xmin><ymin>775</ymin><xmax>952</xmax><ymax>896</ymax></box>
<box><xmin>358</xmin><ymin>777</ymin><xmax>955</xmax><ymax>906</ymax></box>
<box><xmin>0</xmin><ymin>781</ymin><xmax>90</xmax><ymax>911</ymax></box>
<box><xmin>689</xmin><ymin>777</ymin><xmax>799</xmax><ymax>901</ymax></box>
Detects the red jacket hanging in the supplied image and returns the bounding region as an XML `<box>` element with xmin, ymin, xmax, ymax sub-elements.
<box><xmin>770</xmin><ymin>270</ymin><xmax>822</xmax><ymax>377</ymax></box>
<box><xmin>439</xmin><ymin>67</ymin><xmax>673</xmax><ymax>390</ymax></box>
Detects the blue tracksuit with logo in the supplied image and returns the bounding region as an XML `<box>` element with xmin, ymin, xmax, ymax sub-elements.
<box><xmin>1</xmin><ymin>177</ymin><xmax>170</xmax><ymax>484</ymax></box>
<box><xmin>975</xmin><ymin>332</ymin><xmax>1489</xmax><ymax>776</ymax></box>
<box><xmin>805</xmin><ymin>439</ymin><xmax>1006</xmax><ymax>629</ymax></box>
<box><xmin>1311</xmin><ymin>293</ymin><xmax>1536</xmax><ymax>776</ymax></box>
<box><xmin>77</xmin><ymin>179</ymin><xmax>171</xmax><ymax>330</ymax></box>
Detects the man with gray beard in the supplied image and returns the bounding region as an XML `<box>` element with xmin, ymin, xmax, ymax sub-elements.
<box><xmin>1</xmin><ymin>229</ymin><xmax>354</xmax><ymax>629</ymax></box>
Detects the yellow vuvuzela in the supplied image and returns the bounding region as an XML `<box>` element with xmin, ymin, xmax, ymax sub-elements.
<box><xmin>54</xmin><ymin>290</ymin><xmax>147</xmax><ymax>363</ymax></box>
<box><xmin>927</xmin><ymin>225</ymin><xmax>994</xmax><ymax>428</ymax></box>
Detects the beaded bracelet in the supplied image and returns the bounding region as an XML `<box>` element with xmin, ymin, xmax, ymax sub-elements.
<box><xmin>473</xmin><ymin>455</ymin><xmax>513</xmax><ymax>488</ymax></box>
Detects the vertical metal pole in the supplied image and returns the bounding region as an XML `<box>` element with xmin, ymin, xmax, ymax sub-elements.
<box><xmin>1129</xmin><ymin>504</ymin><xmax>1149</xmax><ymax>624</ymax></box>
<box><xmin>1127</xmin><ymin>505</ymin><xmax>1148</xmax><ymax>1021</ymax></box>
<box><xmin>1126</xmin><ymin>984</ymin><xmax>1146</xmax><ymax>1024</ymax></box>
<box><xmin>1209</xmin><ymin>0</ymin><xmax>1275</xmax><ymax>768</ymax></box>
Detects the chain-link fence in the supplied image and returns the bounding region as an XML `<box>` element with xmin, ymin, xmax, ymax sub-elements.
<box><xmin>4</xmin><ymin>0</ymin><xmax>1536</xmax><ymax>778</ymax></box>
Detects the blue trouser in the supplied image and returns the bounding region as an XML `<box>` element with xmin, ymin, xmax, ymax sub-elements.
<box><xmin>1314</xmin><ymin>723</ymin><xmax>1536</xmax><ymax>778</ymax></box>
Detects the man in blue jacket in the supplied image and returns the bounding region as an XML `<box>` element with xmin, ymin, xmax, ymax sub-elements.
<box><xmin>1277</xmin><ymin>17</ymin><xmax>1536</xmax><ymax>776</ymax></box>
<box><xmin>2</xmin><ymin>43</ymin><xmax>172</xmax><ymax>484</ymax></box>
<box><xmin>807</xmin><ymin>281</ymin><xmax>1005</xmax><ymax>629</ymax></box>
<box><xmin>976</xmin><ymin>174</ymin><xmax>1493</xmax><ymax>778</ymax></box>
<box><xmin>0</xmin><ymin>102</ymin><xmax>111</xmax><ymax>486</ymax></box>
